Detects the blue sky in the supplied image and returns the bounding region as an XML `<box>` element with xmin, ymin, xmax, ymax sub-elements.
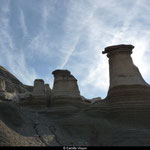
<box><xmin>0</xmin><ymin>0</ymin><xmax>150</xmax><ymax>99</ymax></box>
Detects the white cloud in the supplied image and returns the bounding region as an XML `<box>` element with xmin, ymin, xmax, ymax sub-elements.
<box><xmin>19</xmin><ymin>8</ymin><xmax>28</xmax><ymax>37</ymax></box>
<box><xmin>59</xmin><ymin>0</ymin><xmax>98</xmax><ymax>69</ymax></box>
<box><xmin>27</xmin><ymin>0</ymin><xmax>55</xmax><ymax>57</ymax></box>
<box><xmin>7</xmin><ymin>51</ymin><xmax>39</xmax><ymax>85</ymax></box>
<box><xmin>80</xmin><ymin>56</ymin><xmax>109</xmax><ymax>91</ymax></box>
<box><xmin>0</xmin><ymin>1</ymin><xmax>39</xmax><ymax>86</ymax></box>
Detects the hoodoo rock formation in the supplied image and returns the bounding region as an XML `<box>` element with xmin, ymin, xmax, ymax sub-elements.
<box><xmin>0</xmin><ymin>44</ymin><xmax>150</xmax><ymax>146</ymax></box>
<box><xmin>51</xmin><ymin>70</ymin><xmax>82</xmax><ymax>106</ymax></box>
<box><xmin>102</xmin><ymin>44</ymin><xmax>148</xmax><ymax>88</ymax></box>
<box><xmin>102</xmin><ymin>44</ymin><xmax>150</xmax><ymax>129</ymax></box>
<box><xmin>33</xmin><ymin>79</ymin><xmax>46</xmax><ymax>96</ymax></box>
<box><xmin>52</xmin><ymin>70</ymin><xmax>80</xmax><ymax>98</ymax></box>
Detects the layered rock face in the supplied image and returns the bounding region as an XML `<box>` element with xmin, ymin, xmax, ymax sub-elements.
<box><xmin>0</xmin><ymin>78</ymin><xmax>5</xmax><ymax>91</ymax></box>
<box><xmin>0</xmin><ymin>66</ymin><xmax>28</xmax><ymax>101</ymax></box>
<box><xmin>0</xmin><ymin>66</ymin><xmax>26</xmax><ymax>93</ymax></box>
<box><xmin>19</xmin><ymin>79</ymin><xmax>52</xmax><ymax>107</ymax></box>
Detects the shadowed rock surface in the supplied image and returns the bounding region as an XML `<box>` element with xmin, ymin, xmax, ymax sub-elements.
<box><xmin>0</xmin><ymin>44</ymin><xmax>150</xmax><ymax>146</ymax></box>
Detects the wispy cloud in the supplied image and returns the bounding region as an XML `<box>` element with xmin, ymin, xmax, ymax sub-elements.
<box><xmin>110</xmin><ymin>0</ymin><xmax>140</xmax><ymax>45</ymax></box>
<box><xmin>59</xmin><ymin>0</ymin><xmax>98</xmax><ymax>69</ymax></box>
<box><xmin>7</xmin><ymin>51</ymin><xmax>38</xmax><ymax>85</ymax></box>
<box><xmin>0</xmin><ymin>0</ymin><xmax>39</xmax><ymax>85</ymax></box>
<box><xmin>19</xmin><ymin>8</ymin><xmax>28</xmax><ymax>37</ymax></box>
<box><xmin>28</xmin><ymin>0</ymin><xmax>56</xmax><ymax>57</ymax></box>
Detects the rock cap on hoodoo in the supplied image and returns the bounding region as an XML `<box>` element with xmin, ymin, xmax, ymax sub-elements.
<box><xmin>52</xmin><ymin>69</ymin><xmax>71</xmax><ymax>76</ymax></box>
<box><xmin>102</xmin><ymin>44</ymin><xmax>134</xmax><ymax>54</ymax></box>
<box><xmin>34</xmin><ymin>79</ymin><xmax>44</xmax><ymax>83</ymax></box>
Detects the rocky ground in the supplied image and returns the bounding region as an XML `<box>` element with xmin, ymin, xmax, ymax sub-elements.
<box><xmin>1</xmin><ymin>99</ymin><xmax>150</xmax><ymax>146</ymax></box>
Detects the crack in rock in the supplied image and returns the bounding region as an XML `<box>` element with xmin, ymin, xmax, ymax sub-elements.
<box><xmin>33</xmin><ymin>122</ymin><xmax>48</xmax><ymax>146</ymax></box>
<box><xmin>50</xmin><ymin>125</ymin><xmax>62</xmax><ymax>146</ymax></box>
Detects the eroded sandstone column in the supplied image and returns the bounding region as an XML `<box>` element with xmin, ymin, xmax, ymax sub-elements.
<box><xmin>102</xmin><ymin>44</ymin><xmax>148</xmax><ymax>89</ymax></box>
<box><xmin>45</xmin><ymin>84</ymin><xmax>51</xmax><ymax>92</ymax></box>
<box><xmin>33</xmin><ymin>79</ymin><xmax>45</xmax><ymax>96</ymax></box>
<box><xmin>102</xmin><ymin>44</ymin><xmax>150</xmax><ymax>128</ymax></box>
<box><xmin>52</xmin><ymin>70</ymin><xmax>80</xmax><ymax>98</ymax></box>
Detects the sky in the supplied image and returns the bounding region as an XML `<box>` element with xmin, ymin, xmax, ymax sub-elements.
<box><xmin>0</xmin><ymin>0</ymin><xmax>150</xmax><ymax>99</ymax></box>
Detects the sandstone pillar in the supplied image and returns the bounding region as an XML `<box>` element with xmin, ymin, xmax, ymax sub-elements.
<box><xmin>102</xmin><ymin>44</ymin><xmax>150</xmax><ymax>128</ymax></box>
<box><xmin>45</xmin><ymin>84</ymin><xmax>51</xmax><ymax>92</ymax></box>
<box><xmin>52</xmin><ymin>70</ymin><xmax>80</xmax><ymax>98</ymax></box>
<box><xmin>45</xmin><ymin>84</ymin><xmax>52</xmax><ymax>106</ymax></box>
<box><xmin>33</xmin><ymin>79</ymin><xmax>45</xmax><ymax>96</ymax></box>
<box><xmin>102</xmin><ymin>44</ymin><xmax>148</xmax><ymax>89</ymax></box>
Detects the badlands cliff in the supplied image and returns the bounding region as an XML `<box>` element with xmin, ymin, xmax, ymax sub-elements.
<box><xmin>0</xmin><ymin>44</ymin><xmax>150</xmax><ymax>146</ymax></box>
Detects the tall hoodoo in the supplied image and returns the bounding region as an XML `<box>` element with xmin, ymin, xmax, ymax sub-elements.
<box><xmin>52</xmin><ymin>69</ymin><xmax>80</xmax><ymax>98</ymax></box>
<box><xmin>102</xmin><ymin>44</ymin><xmax>150</xmax><ymax>128</ymax></box>
<box><xmin>102</xmin><ymin>44</ymin><xmax>148</xmax><ymax>89</ymax></box>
